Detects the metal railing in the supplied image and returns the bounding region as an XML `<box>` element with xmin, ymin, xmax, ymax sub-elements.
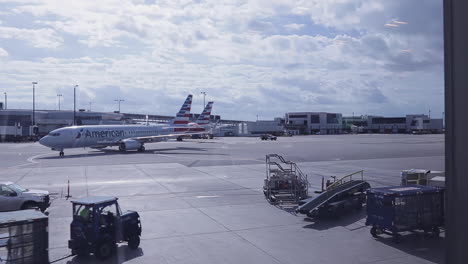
<box><xmin>326</xmin><ymin>170</ymin><xmax>364</xmax><ymax>190</ymax></box>
<box><xmin>265</xmin><ymin>154</ymin><xmax>310</xmax><ymax>203</ymax></box>
<box><xmin>266</xmin><ymin>154</ymin><xmax>309</xmax><ymax>186</ymax></box>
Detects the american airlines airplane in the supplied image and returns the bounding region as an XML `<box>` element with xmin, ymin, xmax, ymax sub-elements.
<box><xmin>188</xmin><ymin>101</ymin><xmax>214</xmax><ymax>131</ymax></box>
<box><xmin>190</xmin><ymin>101</ymin><xmax>213</xmax><ymax>127</ymax></box>
<box><xmin>39</xmin><ymin>95</ymin><xmax>211</xmax><ymax>156</ymax></box>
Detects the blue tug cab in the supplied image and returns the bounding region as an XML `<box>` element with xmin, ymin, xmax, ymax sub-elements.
<box><xmin>68</xmin><ymin>196</ymin><xmax>142</xmax><ymax>260</ymax></box>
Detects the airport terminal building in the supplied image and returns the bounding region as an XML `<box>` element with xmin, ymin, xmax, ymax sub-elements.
<box><xmin>0</xmin><ymin>108</ymin><xmax>222</xmax><ymax>141</ymax></box>
<box><xmin>285</xmin><ymin>112</ymin><xmax>343</xmax><ymax>135</ymax></box>
<box><xmin>0</xmin><ymin>109</ymin><xmax>125</xmax><ymax>141</ymax></box>
<box><xmin>344</xmin><ymin>115</ymin><xmax>444</xmax><ymax>134</ymax></box>
<box><xmin>0</xmin><ymin>106</ymin><xmax>444</xmax><ymax>141</ymax></box>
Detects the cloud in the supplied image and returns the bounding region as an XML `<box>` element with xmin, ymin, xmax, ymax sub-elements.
<box><xmin>0</xmin><ymin>26</ymin><xmax>63</xmax><ymax>48</ymax></box>
<box><xmin>274</xmin><ymin>77</ymin><xmax>326</xmax><ymax>93</ymax></box>
<box><xmin>0</xmin><ymin>0</ymin><xmax>444</xmax><ymax>120</ymax></box>
<box><xmin>0</xmin><ymin>47</ymin><xmax>8</xmax><ymax>57</ymax></box>
<box><xmin>284</xmin><ymin>23</ymin><xmax>305</xmax><ymax>30</ymax></box>
<box><xmin>362</xmin><ymin>88</ymin><xmax>388</xmax><ymax>104</ymax></box>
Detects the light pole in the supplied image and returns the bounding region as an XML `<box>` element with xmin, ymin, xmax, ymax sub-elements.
<box><xmin>200</xmin><ymin>91</ymin><xmax>206</xmax><ymax>107</ymax></box>
<box><xmin>32</xmin><ymin>82</ymin><xmax>38</xmax><ymax>126</ymax></box>
<box><xmin>74</xmin><ymin>85</ymin><xmax>78</xmax><ymax>125</ymax></box>
<box><xmin>3</xmin><ymin>92</ymin><xmax>6</xmax><ymax>110</ymax></box>
<box><xmin>114</xmin><ymin>99</ymin><xmax>124</xmax><ymax>113</ymax></box>
<box><xmin>89</xmin><ymin>101</ymin><xmax>92</xmax><ymax>111</ymax></box>
<box><xmin>57</xmin><ymin>94</ymin><xmax>63</xmax><ymax>111</ymax></box>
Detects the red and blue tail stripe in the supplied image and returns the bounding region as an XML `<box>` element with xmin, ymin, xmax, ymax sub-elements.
<box><xmin>171</xmin><ymin>94</ymin><xmax>192</xmax><ymax>125</ymax></box>
<box><xmin>196</xmin><ymin>101</ymin><xmax>214</xmax><ymax>125</ymax></box>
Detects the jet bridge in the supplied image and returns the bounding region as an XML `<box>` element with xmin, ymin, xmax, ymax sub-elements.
<box><xmin>263</xmin><ymin>154</ymin><xmax>309</xmax><ymax>204</ymax></box>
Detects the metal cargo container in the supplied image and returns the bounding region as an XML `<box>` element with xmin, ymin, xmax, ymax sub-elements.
<box><xmin>400</xmin><ymin>169</ymin><xmax>445</xmax><ymax>186</ymax></box>
<box><xmin>365</xmin><ymin>185</ymin><xmax>444</xmax><ymax>242</ymax></box>
<box><xmin>0</xmin><ymin>210</ymin><xmax>48</xmax><ymax>264</ymax></box>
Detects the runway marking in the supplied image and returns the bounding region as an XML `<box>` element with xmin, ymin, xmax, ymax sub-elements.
<box><xmin>195</xmin><ymin>195</ymin><xmax>219</xmax><ymax>199</ymax></box>
<box><xmin>9</xmin><ymin>153</ymin><xmax>53</xmax><ymax>168</ymax></box>
<box><xmin>21</xmin><ymin>178</ymin><xmax>157</xmax><ymax>188</ymax></box>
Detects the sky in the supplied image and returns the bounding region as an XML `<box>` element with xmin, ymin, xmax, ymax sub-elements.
<box><xmin>0</xmin><ymin>0</ymin><xmax>444</xmax><ymax>121</ymax></box>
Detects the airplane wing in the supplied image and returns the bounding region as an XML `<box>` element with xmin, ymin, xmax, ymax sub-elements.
<box><xmin>130</xmin><ymin>131</ymin><xmax>206</xmax><ymax>143</ymax></box>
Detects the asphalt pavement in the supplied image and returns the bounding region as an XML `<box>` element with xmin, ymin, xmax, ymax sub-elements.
<box><xmin>0</xmin><ymin>134</ymin><xmax>445</xmax><ymax>264</ymax></box>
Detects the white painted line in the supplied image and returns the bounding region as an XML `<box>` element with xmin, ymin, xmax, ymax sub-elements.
<box><xmin>28</xmin><ymin>178</ymin><xmax>156</xmax><ymax>188</ymax></box>
<box><xmin>195</xmin><ymin>195</ymin><xmax>220</xmax><ymax>199</ymax></box>
<box><xmin>9</xmin><ymin>153</ymin><xmax>52</xmax><ymax>168</ymax></box>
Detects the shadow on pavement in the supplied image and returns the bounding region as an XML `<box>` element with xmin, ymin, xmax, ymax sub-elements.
<box><xmin>301</xmin><ymin>209</ymin><xmax>367</xmax><ymax>231</ymax></box>
<box><xmin>37</xmin><ymin>147</ymin><xmax>221</xmax><ymax>160</ymax></box>
<box><xmin>272</xmin><ymin>204</ymin><xmax>299</xmax><ymax>215</ymax></box>
<box><xmin>375</xmin><ymin>231</ymin><xmax>445</xmax><ymax>264</ymax></box>
<box><xmin>65</xmin><ymin>245</ymin><xmax>143</xmax><ymax>264</ymax></box>
<box><xmin>301</xmin><ymin>208</ymin><xmax>445</xmax><ymax>264</ymax></box>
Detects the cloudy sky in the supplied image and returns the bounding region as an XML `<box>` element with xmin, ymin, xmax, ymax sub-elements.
<box><xmin>0</xmin><ymin>0</ymin><xmax>444</xmax><ymax>120</ymax></box>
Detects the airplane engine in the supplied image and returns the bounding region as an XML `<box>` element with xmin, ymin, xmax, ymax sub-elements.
<box><xmin>119</xmin><ymin>139</ymin><xmax>142</xmax><ymax>151</ymax></box>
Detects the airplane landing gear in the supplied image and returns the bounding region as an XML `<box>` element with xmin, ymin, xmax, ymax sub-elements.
<box><xmin>119</xmin><ymin>143</ymin><xmax>126</xmax><ymax>152</ymax></box>
<box><xmin>138</xmin><ymin>145</ymin><xmax>145</xmax><ymax>152</ymax></box>
<box><xmin>59</xmin><ymin>151</ymin><xmax>64</xmax><ymax>157</ymax></box>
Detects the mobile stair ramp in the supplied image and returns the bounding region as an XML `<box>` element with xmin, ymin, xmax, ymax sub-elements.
<box><xmin>263</xmin><ymin>154</ymin><xmax>310</xmax><ymax>204</ymax></box>
<box><xmin>296</xmin><ymin>171</ymin><xmax>370</xmax><ymax>217</ymax></box>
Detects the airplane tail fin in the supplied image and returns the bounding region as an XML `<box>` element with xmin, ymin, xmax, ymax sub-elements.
<box><xmin>196</xmin><ymin>101</ymin><xmax>214</xmax><ymax>125</ymax></box>
<box><xmin>171</xmin><ymin>94</ymin><xmax>193</xmax><ymax>125</ymax></box>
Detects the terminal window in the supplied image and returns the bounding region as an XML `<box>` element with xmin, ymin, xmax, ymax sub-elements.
<box><xmin>326</xmin><ymin>114</ymin><xmax>339</xmax><ymax>124</ymax></box>
<box><xmin>289</xmin><ymin>115</ymin><xmax>307</xmax><ymax>119</ymax></box>
<box><xmin>374</xmin><ymin>118</ymin><xmax>406</xmax><ymax>125</ymax></box>
<box><xmin>310</xmin><ymin>115</ymin><xmax>320</xmax><ymax>123</ymax></box>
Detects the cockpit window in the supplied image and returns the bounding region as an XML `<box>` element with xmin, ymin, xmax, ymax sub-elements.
<box><xmin>49</xmin><ymin>132</ymin><xmax>60</xmax><ymax>136</ymax></box>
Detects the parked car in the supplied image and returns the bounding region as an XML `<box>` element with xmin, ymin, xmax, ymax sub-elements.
<box><xmin>0</xmin><ymin>182</ymin><xmax>50</xmax><ymax>212</ymax></box>
<box><xmin>260</xmin><ymin>134</ymin><xmax>277</xmax><ymax>140</ymax></box>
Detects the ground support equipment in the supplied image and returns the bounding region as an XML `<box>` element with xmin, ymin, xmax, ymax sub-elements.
<box><xmin>365</xmin><ymin>185</ymin><xmax>444</xmax><ymax>243</ymax></box>
<box><xmin>296</xmin><ymin>170</ymin><xmax>370</xmax><ymax>217</ymax></box>
<box><xmin>263</xmin><ymin>154</ymin><xmax>309</xmax><ymax>204</ymax></box>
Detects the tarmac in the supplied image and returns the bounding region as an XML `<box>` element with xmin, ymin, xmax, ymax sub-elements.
<box><xmin>0</xmin><ymin>134</ymin><xmax>445</xmax><ymax>264</ymax></box>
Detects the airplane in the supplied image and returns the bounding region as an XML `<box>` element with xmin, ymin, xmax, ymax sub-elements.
<box><xmin>175</xmin><ymin>101</ymin><xmax>215</xmax><ymax>141</ymax></box>
<box><xmin>38</xmin><ymin>94</ymin><xmax>209</xmax><ymax>156</ymax></box>
<box><xmin>190</xmin><ymin>101</ymin><xmax>214</xmax><ymax>128</ymax></box>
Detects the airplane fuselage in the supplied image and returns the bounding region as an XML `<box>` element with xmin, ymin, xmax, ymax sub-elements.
<box><xmin>38</xmin><ymin>124</ymin><xmax>192</xmax><ymax>150</ymax></box>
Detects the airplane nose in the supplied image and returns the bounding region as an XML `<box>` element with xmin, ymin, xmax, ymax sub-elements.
<box><xmin>38</xmin><ymin>136</ymin><xmax>49</xmax><ymax>147</ymax></box>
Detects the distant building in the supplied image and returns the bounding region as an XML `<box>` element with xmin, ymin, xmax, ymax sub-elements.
<box><xmin>285</xmin><ymin>112</ymin><xmax>342</xmax><ymax>135</ymax></box>
<box><xmin>367</xmin><ymin>116</ymin><xmax>407</xmax><ymax>133</ymax></box>
<box><xmin>406</xmin><ymin>115</ymin><xmax>443</xmax><ymax>133</ymax></box>
<box><xmin>0</xmin><ymin>109</ymin><xmax>124</xmax><ymax>141</ymax></box>
<box><xmin>367</xmin><ymin>115</ymin><xmax>443</xmax><ymax>134</ymax></box>
<box><xmin>246</xmin><ymin>118</ymin><xmax>285</xmax><ymax>135</ymax></box>
<box><xmin>342</xmin><ymin>116</ymin><xmax>368</xmax><ymax>133</ymax></box>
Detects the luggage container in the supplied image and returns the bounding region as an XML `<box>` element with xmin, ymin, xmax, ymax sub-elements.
<box><xmin>365</xmin><ymin>185</ymin><xmax>444</xmax><ymax>242</ymax></box>
<box><xmin>428</xmin><ymin>176</ymin><xmax>445</xmax><ymax>188</ymax></box>
<box><xmin>400</xmin><ymin>169</ymin><xmax>445</xmax><ymax>186</ymax></box>
<box><xmin>0</xmin><ymin>210</ymin><xmax>48</xmax><ymax>264</ymax></box>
